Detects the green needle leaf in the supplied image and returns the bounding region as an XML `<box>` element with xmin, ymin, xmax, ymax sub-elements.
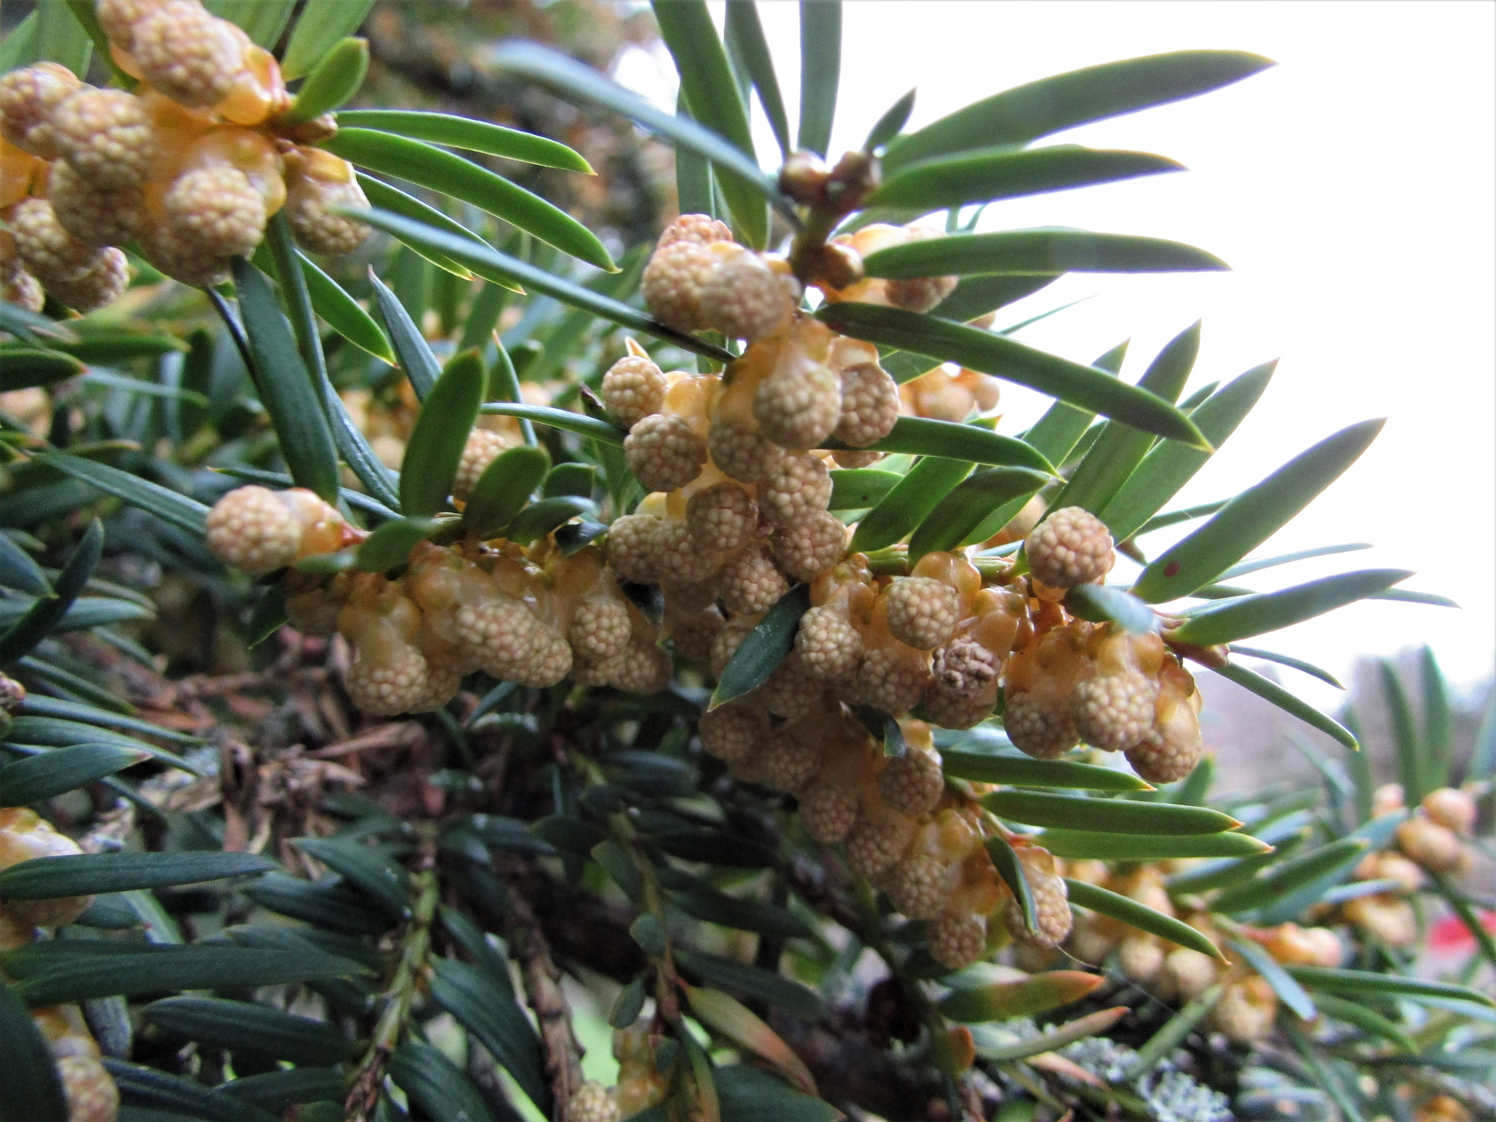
<box><xmin>982</xmin><ymin>790</ymin><xmax>1240</xmax><ymax>835</ymax></box>
<box><xmin>323</xmin><ymin>129</ymin><xmax>615</xmax><ymax>270</ymax></box>
<box><xmin>941</xmin><ymin>749</ymin><xmax>1152</xmax><ymax>791</ymax></box>
<box><xmin>849</xmin><ymin>455</ymin><xmax>973</xmax><ymax>553</ymax></box>
<box><xmin>462</xmin><ymin>445</ymin><xmax>551</xmax><ymax>539</ymax></box>
<box><xmin>280</xmin><ymin>36</ymin><xmax>367</xmax><ymax>125</ymax></box>
<box><xmin>280</xmin><ymin>0</ymin><xmax>376</xmax><ymax>80</ymax></box>
<box><xmin>489</xmin><ymin>41</ymin><xmax>794</xmax><ymax>231</ymax></box>
<box><xmin>399</xmin><ymin>350</ymin><xmax>488</xmax><ymax>518</ymax></box>
<box><xmin>652</xmin><ymin>0</ymin><xmax>769</xmax><ymax>246</ymax></box>
<box><xmin>884</xmin><ymin>50</ymin><xmax>1274</xmax><ymax>171</ymax></box>
<box><xmin>335</xmin><ymin>109</ymin><xmax>592</xmax><ymax>172</ymax></box>
<box><xmin>869</xmin><ymin>146</ymin><xmax>1183</xmax><ymax>212</ymax></box>
<box><xmin>710</xmin><ymin>584</ymin><xmax>811</xmax><ymax>709</ymax></box>
<box><xmin>29</xmin><ymin>454</ymin><xmax>208</xmax><ymax>537</ymax></box>
<box><xmin>294</xmin><ymin>249</ymin><xmax>394</xmax><ymax>363</ymax></box>
<box><xmin>230</xmin><ymin>258</ymin><xmax>342</xmax><ymax>503</ymax></box>
<box><xmin>480</xmin><ymin>403</ymin><xmax>627</xmax><ymax>446</ymax></box>
<box><xmin>1170</xmin><ymin>569</ymin><xmax>1412</xmax><ymax>646</ymax></box>
<box><xmin>1213</xmin><ymin>661</ymin><xmax>1358</xmax><ymax>750</ymax></box>
<box><xmin>0</xmin><ymin>851</ymin><xmax>273</xmax><ymax>900</ymax></box>
<box><xmin>724</xmin><ymin>1</ymin><xmax>791</xmax><ymax>157</ymax></box>
<box><xmin>797</xmin><ymin>0</ymin><xmax>841</xmax><ymax>157</ymax></box>
<box><xmin>818</xmin><ymin>303</ymin><xmax>1206</xmax><ymax>446</ymax></box>
<box><xmin>354</xmin><ymin>517</ymin><xmax>444</xmax><ymax>574</ymax></box>
<box><xmin>1132</xmin><ymin>419</ymin><xmax>1384</xmax><ymax>602</ymax></box>
<box><xmin>1064</xmin><ymin>878</ymin><xmax>1224</xmax><ymax>960</ymax></box>
<box><xmin>0</xmin><ymin>982</ymin><xmax>68</xmax><ymax>1122</ymax></box>
<box><xmin>0</xmin><ymin>518</ymin><xmax>101</xmax><ymax>666</ymax></box>
<box><xmin>0</xmin><ymin>744</ymin><xmax>146</xmax><ymax>807</ymax></box>
<box><xmin>1209</xmin><ymin>837</ymin><xmax>1370</xmax><ymax>915</ymax></box>
<box><xmin>863</xmin><ymin>229</ymin><xmax>1227</xmax><ymax>278</ymax></box>
<box><xmin>908</xmin><ymin>467</ymin><xmax>1053</xmax><ymax>560</ymax></box>
<box><xmin>1033</xmin><ymin>829</ymin><xmax>1270</xmax><ymax>860</ymax></box>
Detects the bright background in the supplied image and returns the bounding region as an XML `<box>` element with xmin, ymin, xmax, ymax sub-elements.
<box><xmin>618</xmin><ymin>1</ymin><xmax>1496</xmax><ymax>712</ymax></box>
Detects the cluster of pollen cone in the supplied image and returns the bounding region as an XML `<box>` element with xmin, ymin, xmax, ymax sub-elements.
<box><xmin>199</xmin><ymin>212</ymin><xmax>1225</xmax><ymax>972</ymax></box>
<box><xmin>0</xmin><ymin>678</ymin><xmax>119</xmax><ymax>1122</ymax></box>
<box><xmin>1</xmin><ymin>0</ymin><xmax>368</xmax><ymax>314</ymax></box>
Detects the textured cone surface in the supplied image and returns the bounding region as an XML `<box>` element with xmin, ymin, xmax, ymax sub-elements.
<box><xmin>53</xmin><ymin>87</ymin><xmax>155</xmax><ymax>189</ymax></box>
<box><xmin>720</xmin><ymin>542</ymin><xmax>788</xmax><ymax>615</ymax></box>
<box><xmin>45</xmin><ymin>247</ymin><xmax>129</xmax><ymax>313</ymax></box>
<box><xmin>347</xmin><ymin>643</ymin><xmax>430</xmax><ymax>716</ymax></box>
<box><xmin>930</xmin><ymin>911</ymin><xmax>987</xmax><ymax>970</ymax></box>
<box><xmin>699</xmin><ymin>249</ymin><xmax>793</xmax><ymax>341</ymax></box>
<box><xmin>795</xmin><ymin>606</ymin><xmax>863</xmax><ymax>680</ymax></box>
<box><xmin>772</xmin><ymin>510</ymin><xmax>847</xmax><ymax>582</ymax></box>
<box><xmin>754</xmin><ymin>362</ymin><xmax>841</xmax><ymax>450</ymax></box>
<box><xmin>1071</xmin><ymin>669</ymin><xmax>1159</xmax><ymax>752</ymax></box>
<box><xmin>601</xmin><ymin>354</ymin><xmax>668</xmax><ymax>428</ymax></box>
<box><xmin>10</xmin><ymin>198</ymin><xmax>103</xmax><ymax>283</ymax></box>
<box><xmin>132</xmin><ymin>2</ymin><xmax>243</xmax><ymax>108</ymax></box>
<box><xmin>642</xmin><ymin>239</ymin><xmax>717</xmax><ymax>331</ymax></box>
<box><xmin>884</xmin><ymin>577</ymin><xmax>961</xmax><ymax>651</ymax></box>
<box><xmin>801</xmin><ymin>780</ymin><xmax>859</xmax><ymax>843</ymax></box>
<box><xmin>624</xmin><ymin>413</ymin><xmax>707</xmax><ymax>493</ymax></box>
<box><xmin>708</xmin><ymin>417</ymin><xmax>782</xmax><ymax>484</ymax></box>
<box><xmin>47</xmin><ymin>160</ymin><xmax>145</xmax><ymax>246</ymax></box>
<box><xmin>878</xmin><ymin>749</ymin><xmax>945</xmax><ymax>816</ymax></box>
<box><xmin>205</xmin><ymin>486</ymin><xmax>302</xmax><ymax>574</ymax></box>
<box><xmin>1004</xmin><ymin>689</ymin><xmax>1079</xmax><ymax>759</ymax></box>
<box><xmin>759</xmin><ymin>453</ymin><xmax>832</xmax><ymax>528</ymax></box>
<box><xmin>286</xmin><ymin>170</ymin><xmax>370</xmax><ymax>256</ymax></box>
<box><xmin>452</xmin><ymin>429</ymin><xmax>513</xmax><ymax>503</ymax></box>
<box><xmin>1002</xmin><ymin>853</ymin><xmax>1072</xmax><ymax>949</ymax></box>
<box><xmin>1026</xmin><ymin>506</ymin><xmax>1114</xmax><ymax>590</ymax></box>
<box><xmin>606</xmin><ymin>515</ymin><xmax>666</xmax><ymax>585</ymax></box>
<box><xmin>686</xmin><ymin>482</ymin><xmax>758</xmax><ymax>551</ymax></box>
<box><xmin>834</xmin><ymin>362</ymin><xmax>900</xmax><ymax>448</ymax></box>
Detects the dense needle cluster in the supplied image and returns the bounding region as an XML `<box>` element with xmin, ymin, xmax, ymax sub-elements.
<box><xmin>0</xmin><ymin>679</ymin><xmax>118</xmax><ymax>1122</ymax></box>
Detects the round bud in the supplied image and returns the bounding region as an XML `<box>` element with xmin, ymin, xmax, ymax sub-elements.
<box><xmin>800</xmin><ymin>780</ymin><xmax>860</xmax><ymax>844</ymax></box>
<box><xmin>658</xmin><ymin>213</ymin><xmax>733</xmax><ymax>247</ymax></box>
<box><xmin>52</xmin><ymin>87</ymin><xmax>155</xmax><ymax>189</ymax></box>
<box><xmin>845</xmin><ymin>802</ymin><xmax>918</xmax><ymax>878</ymax></box>
<box><xmin>137</xmin><ymin>221</ymin><xmax>230</xmax><ymax>288</ymax></box>
<box><xmin>0</xmin><ymin>63</ymin><xmax>82</xmax><ymax>159</ymax></box>
<box><xmin>1071</xmin><ymin>669</ymin><xmax>1159</xmax><ymax>753</ymax></box>
<box><xmin>97</xmin><ymin>0</ymin><xmax>164</xmax><ymax>49</ymax></box>
<box><xmin>1342</xmin><ymin>892</ymin><xmax>1417</xmax><ymax>947</ymax></box>
<box><xmin>1001</xmin><ymin>848</ymin><xmax>1072</xmax><ymax>949</ymax></box>
<box><xmin>0</xmin><ymin>673</ymin><xmax>26</xmax><ymax>714</ymax></box>
<box><xmin>609</xmin><ymin>635</ymin><xmax>672</xmax><ymax>694</ymax></box>
<box><xmin>698</xmin><ymin>703</ymin><xmax>763</xmax><ymax>763</ymax></box>
<box><xmin>43</xmin><ymin>246</ymin><xmax>129</xmax><ymax>314</ymax></box>
<box><xmin>606</xmin><ymin>514</ymin><xmax>666</xmax><ymax>585</ymax></box>
<box><xmin>1003</xmin><ymin>689</ymin><xmax>1079</xmax><ymax>760</ymax></box>
<box><xmin>707</xmin><ymin>417</ymin><xmax>782</xmax><ymax>484</ymax></box>
<box><xmin>1118</xmin><ymin>934</ymin><xmax>1166</xmax><ymax>986</ymax></box>
<box><xmin>699</xmin><ymin>249</ymin><xmax>796</xmax><ymax>342</ymax></box>
<box><xmin>205</xmin><ymin>486</ymin><xmax>302</xmax><ymax>574</ymax></box>
<box><xmin>886</xmin><ymin>273</ymin><xmax>958</xmax><ymax>314</ymax></box>
<box><xmin>759</xmin><ymin>452</ymin><xmax>832</xmax><ymax>528</ymax></box>
<box><xmin>1396</xmin><ymin>817</ymin><xmax>1465</xmax><ymax>873</ymax></box>
<box><xmin>567</xmin><ymin>1081</ymin><xmax>619</xmax><ymax>1122</ymax></box>
<box><xmin>514</xmin><ymin>627</ymin><xmax>574</xmax><ymax>689</ymax></box>
<box><xmin>686</xmin><ymin>481</ymin><xmax>758</xmax><ymax>551</ymax></box>
<box><xmin>8</xmin><ymin>197</ymin><xmax>104</xmax><ymax>284</ymax></box>
<box><xmin>929</xmin><ymin>911</ymin><xmax>987</xmax><ymax>971</ymax></box>
<box><xmin>569</xmin><ymin>597</ymin><xmax>632</xmax><ymax>663</ymax></box>
<box><xmin>1421</xmin><ymin>787</ymin><xmax>1477</xmax><ymax>835</ymax></box>
<box><xmin>1</xmin><ymin>259</ymin><xmax>44</xmax><ymax>313</ymax></box>
<box><xmin>1025</xmin><ymin>506</ymin><xmax>1115</xmax><ymax>590</ymax></box>
<box><xmin>834</xmin><ymin>361</ymin><xmax>900</xmax><ymax>449</ymax></box>
<box><xmin>878</xmin><ymin>748</ymin><xmax>945</xmax><ymax>817</ymax></box>
<box><xmin>346</xmin><ymin>641</ymin><xmax>430</xmax><ymax>716</ymax></box>
<box><xmin>46</xmin><ymin>160</ymin><xmax>145</xmax><ymax>246</ymax></box>
<box><xmin>131</xmin><ymin>1</ymin><xmax>244</xmax><ymax>109</ymax></box>
<box><xmin>1165</xmin><ymin>948</ymin><xmax>1221</xmax><ymax>1003</ymax></box>
<box><xmin>452</xmin><ymin>428</ymin><xmax>514</xmax><ymax>504</ymax></box>
<box><xmin>720</xmin><ymin>542</ymin><xmax>789</xmax><ymax>615</ymax></box>
<box><xmin>601</xmin><ymin>354</ymin><xmax>668</xmax><ymax>428</ymax></box>
<box><xmin>642</xmin><ymin>238</ymin><xmax>718</xmax><ymax>331</ymax></box>
<box><xmin>624</xmin><ymin>412</ymin><xmax>707</xmax><ymax>494</ymax></box>
<box><xmin>753</xmin><ymin>360</ymin><xmax>841</xmax><ymax>450</ymax></box>
<box><xmin>772</xmin><ymin>510</ymin><xmax>847</xmax><ymax>582</ymax></box>
<box><xmin>285</xmin><ymin>152</ymin><xmax>370</xmax><ymax>256</ymax></box>
<box><xmin>162</xmin><ymin>165</ymin><xmax>267</xmax><ymax>259</ymax></box>
<box><xmin>758</xmin><ymin>729</ymin><xmax>822</xmax><ymax>794</ymax></box>
<box><xmin>759</xmin><ymin>655</ymin><xmax>825</xmax><ymax>720</ymax></box>
<box><xmin>852</xmin><ymin>645</ymin><xmax>929</xmax><ymax>717</ymax></box>
<box><xmin>656</xmin><ymin>520</ymin><xmax>721</xmax><ymax>587</ymax></box>
<box><xmin>794</xmin><ymin>606</ymin><xmax>863</xmax><ymax>681</ymax></box>
<box><xmin>888</xmin><ymin>853</ymin><xmax>956</xmax><ymax>920</ymax></box>
<box><xmin>1213</xmin><ymin>976</ymin><xmax>1277</xmax><ymax>1044</ymax></box>
<box><xmin>670</xmin><ymin>607</ymin><xmax>723</xmax><ymax>667</ymax></box>
<box><xmin>883</xmin><ymin>577</ymin><xmax>961</xmax><ymax>651</ymax></box>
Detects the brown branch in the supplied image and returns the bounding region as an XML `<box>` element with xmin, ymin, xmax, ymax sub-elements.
<box><xmin>503</xmin><ymin>880</ymin><xmax>586</xmax><ymax>1119</ymax></box>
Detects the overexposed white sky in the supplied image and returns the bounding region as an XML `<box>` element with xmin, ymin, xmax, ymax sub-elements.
<box><xmin>618</xmin><ymin>1</ymin><xmax>1496</xmax><ymax>709</ymax></box>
